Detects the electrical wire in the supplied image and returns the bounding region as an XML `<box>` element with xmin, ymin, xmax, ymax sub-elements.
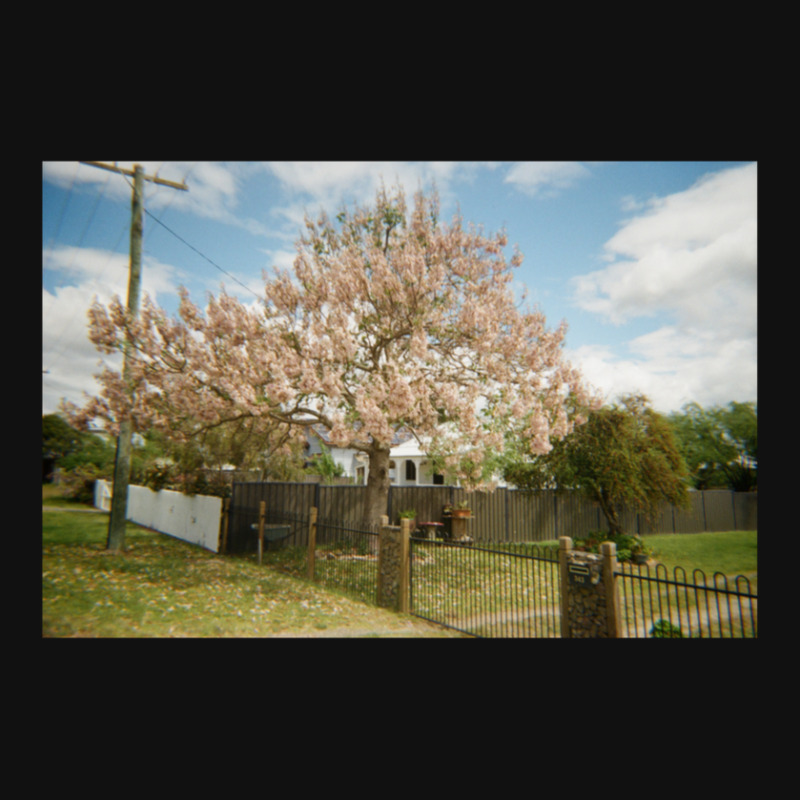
<box><xmin>144</xmin><ymin>208</ymin><xmax>263</xmax><ymax>300</ymax></box>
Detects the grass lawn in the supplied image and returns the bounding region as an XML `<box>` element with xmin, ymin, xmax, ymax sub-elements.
<box><xmin>494</xmin><ymin>531</ymin><xmax>757</xmax><ymax>580</ymax></box>
<box><xmin>641</xmin><ymin>530</ymin><xmax>757</xmax><ymax>580</ymax></box>
<box><xmin>43</xmin><ymin>486</ymin><xmax>756</xmax><ymax>638</ymax></box>
<box><xmin>42</xmin><ymin>493</ymin><xmax>463</xmax><ymax>638</ymax></box>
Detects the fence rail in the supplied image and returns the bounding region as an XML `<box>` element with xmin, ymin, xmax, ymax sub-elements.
<box><xmin>615</xmin><ymin>563</ymin><xmax>757</xmax><ymax>638</ymax></box>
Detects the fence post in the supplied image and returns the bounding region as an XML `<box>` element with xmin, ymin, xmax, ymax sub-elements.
<box><xmin>559</xmin><ymin>537</ymin><xmax>572</xmax><ymax>637</ymax></box>
<box><xmin>220</xmin><ymin>497</ymin><xmax>230</xmax><ymax>554</ymax></box>
<box><xmin>307</xmin><ymin>506</ymin><xmax>318</xmax><ymax>581</ymax></box>
<box><xmin>377</xmin><ymin>518</ymin><xmax>410</xmax><ymax>613</ymax></box>
<box><xmin>601</xmin><ymin>541</ymin><xmax>621</xmax><ymax>639</ymax></box>
<box><xmin>559</xmin><ymin>535</ymin><xmax>620</xmax><ymax>638</ymax></box>
<box><xmin>702</xmin><ymin>491</ymin><xmax>708</xmax><ymax>532</ymax></box>
<box><xmin>257</xmin><ymin>501</ymin><xmax>266</xmax><ymax>565</ymax></box>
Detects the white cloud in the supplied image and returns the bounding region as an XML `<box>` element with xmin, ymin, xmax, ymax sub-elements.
<box><xmin>568</xmin><ymin>162</ymin><xmax>757</xmax><ymax>412</ymax></box>
<box><xmin>504</xmin><ymin>162</ymin><xmax>592</xmax><ymax>197</ymax></box>
<box><xmin>43</xmin><ymin>245</ymin><xmax>180</xmax><ymax>303</ymax></box>
<box><xmin>42</xmin><ymin>242</ymin><xmax>186</xmax><ymax>415</ymax></box>
<box><xmin>42</xmin><ymin>284</ymin><xmax>122</xmax><ymax>415</ymax></box>
<box><xmin>574</xmin><ymin>162</ymin><xmax>757</xmax><ymax>326</ymax></box>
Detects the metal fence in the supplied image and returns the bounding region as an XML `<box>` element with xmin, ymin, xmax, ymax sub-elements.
<box><xmin>409</xmin><ymin>539</ymin><xmax>562</xmax><ymax>638</ymax></box>
<box><xmin>312</xmin><ymin>517</ymin><xmax>381</xmax><ymax>606</ymax></box>
<box><xmin>226</xmin><ymin>481</ymin><xmax>757</xmax><ymax>638</ymax></box>
<box><xmin>615</xmin><ymin>562</ymin><xmax>757</xmax><ymax>638</ymax></box>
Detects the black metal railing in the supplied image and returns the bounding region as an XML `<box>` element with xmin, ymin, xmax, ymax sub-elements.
<box><xmin>312</xmin><ymin>517</ymin><xmax>381</xmax><ymax>606</ymax></box>
<box><xmin>409</xmin><ymin>538</ymin><xmax>562</xmax><ymax>638</ymax></box>
<box><xmin>615</xmin><ymin>563</ymin><xmax>757</xmax><ymax>638</ymax></box>
<box><xmin>226</xmin><ymin>494</ymin><xmax>758</xmax><ymax>639</ymax></box>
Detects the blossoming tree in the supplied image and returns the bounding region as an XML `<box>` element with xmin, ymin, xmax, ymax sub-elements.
<box><xmin>65</xmin><ymin>185</ymin><xmax>597</xmax><ymax>525</ymax></box>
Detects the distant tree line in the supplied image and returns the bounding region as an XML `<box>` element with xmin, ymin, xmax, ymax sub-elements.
<box><xmin>42</xmin><ymin>413</ymin><xmax>341</xmax><ymax>502</ymax></box>
<box><xmin>666</xmin><ymin>401</ymin><xmax>757</xmax><ymax>492</ymax></box>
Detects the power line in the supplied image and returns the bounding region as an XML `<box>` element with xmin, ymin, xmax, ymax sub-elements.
<box><xmin>144</xmin><ymin>208</ymin><xmax>263</xmax><ymax>300</ymax></box>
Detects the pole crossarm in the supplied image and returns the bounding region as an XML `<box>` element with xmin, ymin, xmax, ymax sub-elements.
<box><xmin>79</xmin><ymin>161</ymin><xmax>189</xmax><ymax>191</ymax></box>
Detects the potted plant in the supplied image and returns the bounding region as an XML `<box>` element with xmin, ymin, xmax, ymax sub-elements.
<box><xmin>451</xmin><ymin>501</ymin><xmax>471</xmax><ymax>519</ymax></box>
<box><xmin>630</xmin><ymin>536</ymin><xmax>651</xmax><ymax>565</ymax></box>
<box><xmin>398</xmin><ymin>509</ymin><xmax>417</xmax><ymax>529</ymax></box>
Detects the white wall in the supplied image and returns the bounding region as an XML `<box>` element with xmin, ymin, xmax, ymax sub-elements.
<box><xmin>94</xmin><ymin>480</ymin><xmax>222</xmax><ymax>552</ymax></box>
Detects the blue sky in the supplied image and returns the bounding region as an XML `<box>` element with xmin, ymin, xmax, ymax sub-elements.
<box><xmin>42</xmin><ymin>161</ymin><xmax>757</xmax><ymax>418</ymax></box>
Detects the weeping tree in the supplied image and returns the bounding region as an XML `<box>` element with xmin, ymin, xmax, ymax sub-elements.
<box><xmin>64</xmin><ymin>184</ymin><xmax>596</xmax><ymax>527</ymax></box>
<box><xmin>504</xmin><ymin>394</ymin><xmax>691</xmax><ymax>536</ymax></box>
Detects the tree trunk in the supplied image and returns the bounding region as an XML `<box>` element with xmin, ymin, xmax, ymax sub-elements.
<box><xmin>363</xmin><ymin>445</ymin><xmax>391</xmax><ymax>526</ymax></box>
<box><xmin>597</xmin><ymin>489</ymin><xmax>624</xmax><ymax>537</ymax></box>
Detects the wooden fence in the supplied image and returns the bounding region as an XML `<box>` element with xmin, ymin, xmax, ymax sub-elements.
<box><xmin>228</xmin><ymin>483</ymin><xmax>757</xmax><ymax>546</ymax></box>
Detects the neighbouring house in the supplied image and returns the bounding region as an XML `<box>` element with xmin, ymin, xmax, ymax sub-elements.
<box><xmin>304</xmin><ymin>428</ymin><xmax>447</xmax><ymax>487</ymax></box>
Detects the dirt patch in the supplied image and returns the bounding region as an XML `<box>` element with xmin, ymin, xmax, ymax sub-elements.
<box><xmin>269</xmin><ymin>615</ymin><xmax>469</xmax><ymax>638</ymax></box>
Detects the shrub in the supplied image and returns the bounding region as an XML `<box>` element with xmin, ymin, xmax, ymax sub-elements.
<box><xmin>650</xmin><ymin>619</ymin><xmax>684</xmax><ymax>638</ymax></box>
<box><xmin>573</xmin><ymin>530</ymin><xmax>650</xmax><ymax>563</ymax></box>
<box><xmin>58</xmin><ymin>465</ymin><xmax>102</xmax><ymax>504</ymax></box>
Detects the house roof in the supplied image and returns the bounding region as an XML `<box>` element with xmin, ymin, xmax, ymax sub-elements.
<box><xmin>308</xmin><ymin>424</ymin><xmax>415</xmax><ymax>450</ymax></box>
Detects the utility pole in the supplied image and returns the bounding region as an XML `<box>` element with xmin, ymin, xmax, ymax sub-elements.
<box><xmin>79</xmin><ymin>162</ymin><xmax>188</xmax><ymax>552</ymax></box>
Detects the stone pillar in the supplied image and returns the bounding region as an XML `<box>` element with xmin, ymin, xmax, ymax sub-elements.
<box><xmin>377</xmin><ymin>518</ymin><xmax>410</xmax><ymax>613</ymax></box>
<box><xmin>559</xmin><ymin>536</ymin><xmax>620</xmax><ymax>638</ymax></box>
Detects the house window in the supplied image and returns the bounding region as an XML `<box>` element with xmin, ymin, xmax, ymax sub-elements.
<box><xmin>433</xmin><ymin>473</ymin><xmax>444</xmax><ymax>485</ymax></box>
<box><xmin>405</xmin><ymin>460</ymin><xmax>416</xmax><ymax>482</ymax></box>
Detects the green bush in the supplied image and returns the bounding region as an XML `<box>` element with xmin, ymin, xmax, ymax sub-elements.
<box><xmin>58</xmin><ymin>465</ymin><xmax>102</xmax><ymax>504</ymax></box>
<box><xmin>650</xmin><ymin>619</ymin><xmax>684</xmax><ymax>638</ymax></box>
<box><xmin>573</xmin><ymin>530</ymin><xmax>650</xmax><ymax>563</ymax></box>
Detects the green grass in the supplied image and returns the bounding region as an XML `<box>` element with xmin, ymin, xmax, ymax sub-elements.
<box><xmin>641</xmin><ymin>530</ymin><xmax>757</xmax><ymax>579</ymax></box>
<box><xmin>492</xmin><ymin>531</ymin><xmax>757</xmax><ymax>577</ymax></box>
<box><xmin>43</xmin><ymin>485</ymin><xmax>756</xmax><ymax>638</ymax></box>
<box><xmin>42</xmin><ymin>498</ymin><xmax>461</xmax><ymax>638</ymax></box>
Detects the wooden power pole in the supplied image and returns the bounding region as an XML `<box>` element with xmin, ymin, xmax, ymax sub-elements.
<box><xmin>79</xmin><ymin>162</ymin><xmax>188</xmax><ymax>552</ymax></box>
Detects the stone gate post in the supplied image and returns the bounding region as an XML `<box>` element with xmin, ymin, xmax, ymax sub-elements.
<box><xmin>377</xmin><ymin>518</ymin><xmax>411</xmax><ymax>613</ymax></box>
<box><xmin>559</xmin><ymin>536</ymin><xmax>621</xmax><ymax>638</ymax></box>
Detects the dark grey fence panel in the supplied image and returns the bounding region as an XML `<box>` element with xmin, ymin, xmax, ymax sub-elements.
<box><xmin>701</xmin><ymin>491</ymin><xmax>737</xmax><ymax>531</ymax></box>
<box><xmin>319</xmin><ymin>485</ymin><xmax>367</xmax><ymax>525</ymax></box>
<box><xmin>671</xmin><ymin>493</ymin><xmax>707</xmax><ymax>534</ymax></box>
<box><xmin>734</xmin><ymin>492</ymin><xmax>758</xmax><ymax>530</ymax></box>
<box><xmin>230</xmin><ymin>482</ymin><xmax>757</xmax><ymax>547</ymax></box>
<box><xmin>507</xmin><ymin>491</ymin><xmax>557</xmax><ymax>542</ymax></box>
<box><xmin>227</xmin><ymin>481</ymin><xmax>318</xmax><ymax>552</ymax></box>
<box><xmin>555</xmin><ymin>492</ymin><xmax>602</xmax><ymax>539</ymax></box>
<box><xmin>391</xmin><ymin>486</ymin><xmax>453</xmax><ymax>526</ymax></box>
